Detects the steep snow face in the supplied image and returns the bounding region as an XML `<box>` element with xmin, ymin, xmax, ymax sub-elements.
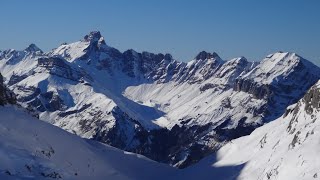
<box><xmin>241</xmin><ymin>52</ymin><xmax>316</xmax><ymax>84</ymax></box>
<box><xmin>207</xmin><ymin>80</ymin><xmax>320</xmax><ymax>180</ymax></box>
<box><xmin>1</xmin><ymin>31</ymin><xmax>319</xmax><ymax>168</ymax></box>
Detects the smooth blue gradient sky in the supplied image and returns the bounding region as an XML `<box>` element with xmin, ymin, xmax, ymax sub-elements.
<box><xmin>0</xmin><ymin>0</ymin><xmax>319</xmax><ymax>64</ymax></box>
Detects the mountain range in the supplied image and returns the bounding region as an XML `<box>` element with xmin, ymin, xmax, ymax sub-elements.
<box><xmin>0</xmin><ymin>31</ymin><xmax>319</xmax><ymax>179</ymax></box>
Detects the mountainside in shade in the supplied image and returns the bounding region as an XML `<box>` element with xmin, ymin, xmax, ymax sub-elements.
<box><xmin>183</xmin><ymin>79</ymin><xmax>320</xmax><ymax>180</ymax></box>
<box><xmin>0</xmin><ymin>31</ymin><xmax>319</xmax><ymax>167</ymax></box>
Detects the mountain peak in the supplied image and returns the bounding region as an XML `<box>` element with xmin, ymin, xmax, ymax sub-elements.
<box><xmin>25</xmin><ymin>43</ymin><xmax>43</xmax><ymax>53</ymax></box>
<box><xmin>235</xmin><ymin>56</ymin><xmax>248</xmax><ymax>63</ymax></box>
<box><xmin>164</xmin><ymin>53</ymin><xmax>173</xmax><ymax>61</ymax></box>
<box><xmin>263</xmin><ymin>51</ymin><xmax>317</xmax><ymax>69</ymax></box>
<box><xmin>83</xmin><ymin>31</ymin><xmax>106</xmax><ymax>45</ymax></box>
<box><xmin>195</xmin><ymin>51</ymin><xmax>220</xmax><ymax>60</ymax></box>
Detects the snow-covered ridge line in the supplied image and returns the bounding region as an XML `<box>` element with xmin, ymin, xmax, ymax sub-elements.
<box><xmin>0</xmin><ymin>31</ymin><xmax>319</xmax><ymax>168</ymax></box>
<box><xmin>0</xmin><ymin>76</ymin><xmax>247</xmax><ymax>180</ymax></box>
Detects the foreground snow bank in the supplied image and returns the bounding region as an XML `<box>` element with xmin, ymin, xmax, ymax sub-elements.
<box><xmin>0</xmin><ymin>106</ymin><xmax>176</xmax><ymax>180</ymax></box>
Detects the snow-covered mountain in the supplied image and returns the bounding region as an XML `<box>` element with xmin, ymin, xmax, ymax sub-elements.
<box><xmin>185</xmin><ymin>79</ymin><xmax>320</xmax><ymax>180</ymax></box>
<box><xmin>2</xmin><ymin>70</ymin><xmax>320</xmax><ymax>179</ymax></box>
<box><xmin>0</xmin><ymin>31</ymin><xmax>319</xmax><ymax>168</ymax></box>
<box><xmin>0</xmin><ymin>77</ymin><xmax>176</xmax><ymax>180</ymax></box>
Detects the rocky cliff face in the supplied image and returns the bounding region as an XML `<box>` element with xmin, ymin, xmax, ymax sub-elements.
<box><xmin>0</xmin><ymin>73</ymin><xmax>16</xmax><ymax>105</ymax></box>
<box><xmin>0</xmin><ymin>31</ymin><xmax>319</xmax><ymax>168</ymax></box>
<box><xmin>300</xmin><ymin>82</ymin><xmax>320</xmax><ymax>114</ymax></box>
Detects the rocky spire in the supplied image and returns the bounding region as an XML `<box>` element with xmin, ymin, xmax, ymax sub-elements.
<box><xmin>164</xmin><ymin>53</ymin><xmax>173</xmax><ymax>61</ymax></box>
<box><xmin>83</xmin><ymin>31</ymin><xmax>106</xmax><ymax>45</ymax></box>
<box><xmin>195</xmin><ymin>51</ymin><xmax>220</xmax><ymax>60</ymax></box>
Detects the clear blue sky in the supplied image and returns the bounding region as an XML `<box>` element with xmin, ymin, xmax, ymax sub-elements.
<box><xmin>1</xmin><ymin>0</ymin><xmax>319</xmax><ymax>64</ymax></box>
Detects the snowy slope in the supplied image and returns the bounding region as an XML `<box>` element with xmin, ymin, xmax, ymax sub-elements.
<box><xmin>0</xmin><ymin>31</ymin><xmax>319</xmax><ymax>168</ymax></box>
<box><xmin>0</xmin><ymin>105</ymin><xmax>176</xmax><ymax>180</ymax></box>
<box><xmin>187</xmin><ymin>80</ymin><xmax>320</xmax><ymax>180</ymax></box>
<box><xmin>2</xmin><ymin>69</ymin><xmax>320</xmax><ymax>180</ymax></box>
<box><xmin>0</xmin><ymin>74</ymin><xmax>176</xmax><ymax>180</ymax></box>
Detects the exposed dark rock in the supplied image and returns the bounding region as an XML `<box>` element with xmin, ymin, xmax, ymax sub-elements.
<box><xmin>17</xmin><ymin>86</ymin><xmax>41</xmax><ymax>102</ymax></box>
<box><xmin>92</xmin><ymin>108</ymin><xmax>219</xmax><ymax>168</ymax></box>
<box><xmin>164</xmin><ymin>53</ymin><xmax>173</xmax><ymax>61</ymax></box>
<box><xmin>38</xmin><ymin>56</ymin><xmax>88</xmax><ymax>81</ymax></box>
<box><xmin>8</xmin><ymin>74</ymin><xmax>28</xmax><ymax>86</ymax></box>
<box><xmin>40</xmin><ymin>171</ymin><xmax>62</xmax><ymax>179</ymax></box>
<box><xmin>42</xmin><ymin>92</ymin><xmax>65</xmax><ymax>112</ymax></box>
<box><xmin>195</xmin><ymin>51</ymin><xmax>220</xmax><ymax>60</ymax></box>
<box><xmin>122</xmin><ymin>49</ymin><xmax>138</xmax><ymax>77</ymax></box>
<box><xmin>259</xmin><ymin>134</ymin><xmax>267</xmax><ymax>148</ymax></box>
<box><xmin>287</xmin><ymin>81</ymin><xmax>320</xmax><ymax>133</ymax></box>
<box><xmin>289</xmin><ymin>131</ymin><xmax>301</xmax><ymax>149</ymax></box>
<box><xmin>0</xmin><ymin>73</ymin><xmax>16</xmax><ymax>105</ymax></box>
<box><xmin>215</xmin><ymin>117</ymin><xmax>258</xmax><ymax>141</ymax></box>
<box><xmin>25</xmin><ymin>44</ymin><xmax>43</xmax><ymax>53</ymax></box>
<box><xmin>58</xmin><ymin>104</ymin><xmax>92</xmax><ymax>117</ymax></box>
<box><xmin>38</xmin><ymin>56</ymin><xmax>67</xmax><ymax>68</ymax></box>
<box><xmin>199</xmin><ymin>83</ymin><xmax>217</xmax><ymax>92</ymax></box>
<box><xmin>122</xmin><ymin>50</ymin><xmax>170</xmax><ymax>78</ymax></box>
<box><xmin>28</xmin><ymin>97</ymin><xmax>46</xmax><ymax>112</ymax></box>
<box><xmin>302</xmin><ymin>85</ymin><xmax>320</xmax><ymax>114</ymax></box>
<box><xmin>83</xmin><ymin>31</ymin><xmax>104</xmax><ymax>45</ymax></box>
<box><xmin>234</xmin><ymin>79</ymin><xmax>272</xmax><ymax>99</ymax></box>
<box><xmin>221</xmin><ymin>97</ymin><xmax>232</xmax><ymax>109</ymax></box>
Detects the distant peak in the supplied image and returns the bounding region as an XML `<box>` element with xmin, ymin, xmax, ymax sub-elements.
<box><xmin>266</xmin><ymin>51</ymin><xmax>297</xmax><ymax>59</ymax></box>
<box><xmin>212</xmin><ymin>52</ymin><xmax>220</xmax><ymax>58</ymax></box>
<box><xmin>259</xmin><ymin>51</ymin><xmax>320</xmax><ymax>75</ymax></box>
<box><xmin>236</xmin><ymin>56</ymin><xmax>248</xmax><ymax>62</ymax></box>
<box><xmin>226</xmin><ymin>56</ymin><xmax>249</xmax><ymax>66</ymax></box>
<box><xmin>195</xmin><ymin>51</ymin><xmax>220</xmax><ymax>60</ymax></box>
<box><xmin>83</xmin><ymin>31</ymin><xmax>106</xmax><ymax>45</ymax></box>
<box><xmin>25</xmin><ymin>43</ymin><xmax>43</xmax><ymax>53</ymax></box>
<box><xmin>123</xmin><ymin>49</ymin><xmax>139</xmax><ymax>57</ymax></box>
<box><xmin>84</xmin><ymin>31</ymin><xmax>102</xmax><ymax>41</ymax></box>
<box><xmin>164</xmin><ymin>53</ymin><xmax>173</xmax><ymax>61</ymax></box>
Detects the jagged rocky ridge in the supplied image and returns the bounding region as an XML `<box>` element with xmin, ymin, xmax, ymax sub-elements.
<box><xmin>0</xmin><ymin>31</ymin><xmax>319</xmax><ymax>168</ymax></box>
